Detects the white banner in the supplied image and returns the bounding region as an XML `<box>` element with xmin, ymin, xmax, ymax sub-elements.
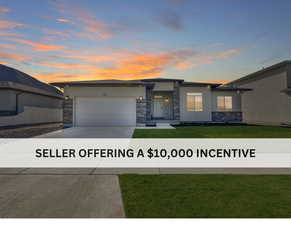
<box><xmin>0</xmin><ymin>138</ymin><xmax>290</xmax><ymax>168</ymax></box>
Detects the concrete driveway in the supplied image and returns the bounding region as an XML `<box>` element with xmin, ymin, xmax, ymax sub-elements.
<box><xmin>0</xmin><ymin>127</ymin><xmax>133</xmax><ymax>218</ymax></box>
<box><xmin>36</xmin><ymin>126</ymin><xmax>135</xmax><ymax>138</ymax></box>
<box><xmin>0</xmin><ymin>172</ymin><xmax>124</xmax><ymax>218</ymax></box>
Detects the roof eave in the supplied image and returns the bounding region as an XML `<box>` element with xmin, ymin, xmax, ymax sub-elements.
<box><xmin>281</xmin><ymin>88</ymin><xmax>291</xmax><ymax>94</ymax></box>
<box><xmin>212</xmin><ymin>87</ymin><xmax>253</xmax><ymax>92</ymax></box>
<box><xmin>0</xmin><ymin>81</ymin><xmax>64</xmax><ymax>99</ymax></box>
<box><xmin>50</xmin><ymin>82</ymin><xmax>154</xmax><ymax>88</ymax></box>
<box><xmin>181</xmin><ymin>83</ymin><xmax>221</xmax><ymax>87</ymax></box>
<box><xmin>226</xmin><ymin>60</ymin><xmax>291</xmax><ymax>86</ymax></box>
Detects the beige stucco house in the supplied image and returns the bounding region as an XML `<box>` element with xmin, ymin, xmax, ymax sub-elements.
<box><xmin>226</xmin><ymin>60</ymin><xmax>291</xmax><ymax>126</ymax></box>
<box><xmin>52</xmin><ymin>79</ymin><xmax>249</xmax><ymax>127</ymax></box>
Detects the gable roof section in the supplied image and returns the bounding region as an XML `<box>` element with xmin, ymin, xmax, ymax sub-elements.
<box><xmin>226</xmin><ymin>60</ymin><xmax>291</xmax><ymax>87</ymax></box>
<box><xmin>0</xmin><ymin>64</ymin><xmax>63</xmax><ymax>99</ymax></box>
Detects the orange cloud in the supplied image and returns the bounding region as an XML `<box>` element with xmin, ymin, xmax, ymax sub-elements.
<box><xmin>34</xmin><ymin>71</ymin><xmax>106</xmax><ymax>83</ymax></box>
<box><xmin>56</xmin><ymin>18</ymin><xmax>75</xmax><ymax>25</ymax></box>
<box><xmin>7</xmin><ymin>38</ymin><xmax>65</xmax><ymax>51</ymax></box>
<box><xmin>175</xmin><ymin>49</ymin><xmax>241</xmax><ymax>69</ymax></box>
<box><xmin>175</xmin><ymin>61</ymin><xmax>192</xmax><ymax>70</ymax></box>
<box><xmin>77</xmin><ymin>17</ymin><xmax>116</xmax><ymax>39</ymax></box>
<box><xmin>32</xmin><ymin>49</ymin><xmax>194</xmax><ymax>82</ymax></box>
<box><xmin>0</xmin><ymin>43</ymin><xmax>17</xmax><ymax>49</ymax></box>
<box><xmin>67</xmin><ymin>55</ymin><xmax>111</xmax><ymax>63</ymax></box>
<box><xmin>39</xmin><ymin>62</ymin><xmax>94</xmax><ymax>71</ymax></box>
<box><xmin>198</xmin><ymin>80</ymin><xmax>230</xmax><ymax>84</ymax></box>
<box><xmin>213</xmin><ymin>49</ymin><xmax>240</xmax><ymax>59</ymax></box>
<box><xmin>0</xmin><ymin>20</ymin><xmax>24</xmax><ymax>29</ymax></box>
<box><xmin>26</xmin><ymin>48</ymin><xmax>240</xmax><ymax>83</ymax></box>
<box><xmin>91</xmin><ymin>50</ymin><xmax>194</xmax><ymax>79</ymax></box>
<box><xmin>199</xmin><ymin>49</ymin><xmax>240</xmax><ymax>62</ymax></box>
<box><xmin>0</xmin><ymin>51</ymin><xmax>31</xmax><ymax>62</ymax></box>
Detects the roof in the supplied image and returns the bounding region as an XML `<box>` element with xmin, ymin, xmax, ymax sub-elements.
<box><xmin>226</xmin><ymin>60</ymin><xmax>291</xmax><ymax>86</ymax></box>
<box><xmin>281</xmin><ymin>88</ymin><xmax>291</xmax><ymax>94</ymax></box>
<box><xmin>181</xmin><ymin>82</ymin><xmax>221</xmax><ymax>87</ymax></box>
<box><xmin>51</xmin><ymin>78</ymin><xmax>186</xmax><ymax>87</ymax></box>
<box><xmin>140</xmin><ymin>78</ymin><xmax>184</xmax><ymax>82</ymax></box>
<box><xmin>51</xmin><ymin>78</ymin><xmax>225</xmax><ymax>89</ymax></box>
<box><xmin>0</xmin><ymin>64</ymin><xmax>63</xmax><ymax>98</ymax></box>
<box><xmin>51</xmin><ymin>79</ymin><xmax>153</xmax><ymax>88</ymax></box>
<box><xmin>212</xmin><ymin>86</ymin><xmax>252</xmax><ymax>91</ymax></box>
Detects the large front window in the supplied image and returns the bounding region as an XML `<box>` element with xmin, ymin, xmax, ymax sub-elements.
<box><xmin>187</xmin><ymin>93</ymin><xmax>203</xmax><ymax>111</ymax></box>
<box><xmin>217</xmin><ymin>96</ymin><xmax>233</xmax><ymax>111</ymax></box>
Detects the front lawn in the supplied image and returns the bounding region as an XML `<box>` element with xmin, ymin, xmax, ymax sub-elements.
<box><xmin>133</xmin><ymin>125</ymin><xmax>291</xmax><ymax>138</ymax></box>
<box><xmin>120</xmin><ymin>174</ymin><xmax>291</xmax><ymax>218</ymax></box>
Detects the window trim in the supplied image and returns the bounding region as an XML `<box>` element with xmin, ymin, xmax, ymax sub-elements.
<box><xmin>186</xmin><ymin>93</ymin><xmax>203</xmax><ymax>112</ymax></box>
<box><xmin>217</xmin><ymin>96</ymin><xmax>233</xmax><ymax>111</ymax></box>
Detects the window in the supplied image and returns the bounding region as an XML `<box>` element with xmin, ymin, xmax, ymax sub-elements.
<box><xmin>187</xmin><ymin>93</ymin><xmax>203</xmax><ymax>111</ymax></box>
<box><xmin>217</xmin><ymin>96</ymin><xmax>232</xmax><ymax>111</ymax></box>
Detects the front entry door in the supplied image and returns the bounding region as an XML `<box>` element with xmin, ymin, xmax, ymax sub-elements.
<box><xmin>153</xmin><ymin>98</ymin><xmax>164</xmax><ymax>118</ymax></box>
<box><xmin>153</xmin><ymin>96</ymin><xmax>172</xmax><ymax>119</ymax></box>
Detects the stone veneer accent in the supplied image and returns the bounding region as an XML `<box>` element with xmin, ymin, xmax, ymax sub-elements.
<box><xmin>212</xmin><ymin>112</ymin><xmax>242</xmax><ymax>122</ymax></box>
<box><xmin>136</xmin><ymin>99</ymin><xmax>147</xmax><ymax>123</ymax></box>
<box><xmin>63</xmin><ymin>98</ymin><xmax>73</xmax><ymax>125</ymax></box>
<box><xmin>146</xmin><ymin>87</ymin><xmax>153</xmax><ymax>121</ymax></box>
<box><xmin>173</xmin><ymin>82</ymin><xmax>180</xmax><ymax>120</ymax></box>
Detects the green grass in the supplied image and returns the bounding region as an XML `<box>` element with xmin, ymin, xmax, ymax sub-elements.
<box><xmin>133</xmin><ymin>126</ymin><xmax>291</xmax><ymax>138</ymax></box>
<box><xmin>120</xmin><ymin>174</ymin><xmax>291</xmax><ymax>218</ymax></box>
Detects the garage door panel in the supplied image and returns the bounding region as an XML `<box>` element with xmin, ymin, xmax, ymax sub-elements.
<box><xmin>75</xmin><ymin>97</ymin><xmax>136</xmax><ymax>127</ymax></box>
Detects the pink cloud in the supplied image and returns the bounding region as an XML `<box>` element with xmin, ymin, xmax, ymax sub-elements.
<box><xmin>56</xmin><ymin>18</ymin><xmax>75</xmax><ymax>25</ymax></box>
<box><xmin>0</xmin><ymin>6</ymin><xmax>10</xmax><ymax>15</ymax></box>
<box><xmin>0</xmin><ymin>43</ymin><xmax>17</xmax><ymax>49</ymax></box>
<box><xmin>0</xmin><ymin>30</ymin><xmax>24</xmax><ymax>37</ymax></box>
<box><xmin>0</xmin><ymin>51</ymin><xmax>31</xmax><ymax>62</ymax></box>
<box><xmin>175</xmin><ymin>49</ymin><xmax>241</xmax><ymax>70</ymax></box>
<box><xmin>0</xmin><ymin>20</ymin><xmax>24</xmax><ymax>29</ymax></box>
<box><xmin>52</xmin><ymin>0</ymin><xmax>126</xmax><ymax>39</ymax></box>
<box><xmin>7</xmin><ymin>38</ymin><xmax>65</xmax><ymax>51</ymax></box>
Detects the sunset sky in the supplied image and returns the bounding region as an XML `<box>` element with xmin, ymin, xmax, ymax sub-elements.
<box><xmin>0</xmin><ymin>0</ymin><xmax>291</xmax><ymax>83</ymax></box>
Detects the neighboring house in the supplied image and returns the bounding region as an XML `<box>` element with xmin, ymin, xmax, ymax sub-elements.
<box><xmin>226</xmin><ymin>60</ymin><xmax>291</xmax><ymax>126</ymax></box>
<box><xmin>0</xmin><ymin>64</ymin><xmax>64</xmax><ymax>128</ymax></box>
<box><xmin>51</xmin><ymin>79</ymin><xmax>249</xmax><ymax>127</ymax></box>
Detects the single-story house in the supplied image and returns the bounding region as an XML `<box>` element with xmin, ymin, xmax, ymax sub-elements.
<box><xmin>51</xmin><ymin>79</ymin><xmax>250</xmax><ymax>127</ymax></box>
<box><xmin>0</xmin><ymin>64</ymin><xmax>64</xmax><ymax>128</ymax></box>
<box><xmin>225</xmin><ymin>60</ymin><xmax>291</xmax><ymax>126</ymax></box>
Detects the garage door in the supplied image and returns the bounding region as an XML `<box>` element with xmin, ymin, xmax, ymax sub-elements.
<box><xmin>75</xmin><ymin>97</ymin><xmax>136</xmax><ymax>127</ymax></box>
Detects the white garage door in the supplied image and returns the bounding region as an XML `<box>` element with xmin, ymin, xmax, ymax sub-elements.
<box><xmin>75</xmin><ymin>97</ymin><xmax>136</xmax><ymax>127</ymax></box>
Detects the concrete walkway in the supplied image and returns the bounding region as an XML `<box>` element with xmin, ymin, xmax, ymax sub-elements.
<box><xmin>36</xmin><ymin>127</ymin><xmax>135</xmax><ymax>138</ymax></box>
<box><xmin>0</xmin><ymin>167</ymin><xmax>290</xmax><ymax>218</ymax></box>
<box><xmin>0</xmin><ymin>172</ymin><xmax>125</xmax><ymax>218</ymax></box>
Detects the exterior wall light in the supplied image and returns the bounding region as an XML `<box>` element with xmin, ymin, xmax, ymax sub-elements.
<box><xmin>138</xmin><ymin>96</ymin><xmax>143</xmax><ymax>101</ymax></box>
